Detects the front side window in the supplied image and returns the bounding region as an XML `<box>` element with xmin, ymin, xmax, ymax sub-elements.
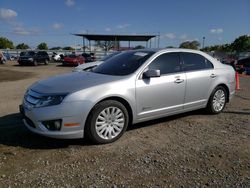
<box><xmin>93</xmin><ymin>51</ymin><xmax>154</xmax><ymax>76</ymax></box>
<box><xmin>148</xmin><ymin>52</ymin><xmax>181</xmax><ymax>75</ymax></box>
<box><xmin>181</xmin><ymin>52</ymin><xmax>213</xmax><ymax>71</ymax></box>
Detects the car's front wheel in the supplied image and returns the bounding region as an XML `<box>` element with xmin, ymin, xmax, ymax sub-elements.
<box><xmin>206</xmin><ymin>86</ymin><xmax>227</xmax><ymax>114</ymax></box>
<box><xmin>85</xmin><ymin>100</ymin><xmax>129</xmax><ymax>144</ymax></box>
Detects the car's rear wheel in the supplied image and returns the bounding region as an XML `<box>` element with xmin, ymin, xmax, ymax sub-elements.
<box><xmin>33</xmin><ymin>60</ymin><xmax>38</xmax><ymax>66</ymax></box>
<box><xmin>206</xmin><ymin>86</ymin><xmax>227</xmax><ymax>114</ymax></box>
<box><xmin>44</xmin><ymin>59</ymin><xmax>49</xmax><ymax>65</ymax></box>
<box><xmin>85</xmin><ymin>100</ymin><xmax>129</xmax><ymax>144</ymax></box>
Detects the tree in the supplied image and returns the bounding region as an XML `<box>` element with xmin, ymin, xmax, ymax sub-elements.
<box><xmin>96</xmin><ymin>41</ymin><xmax>119</xmax><ymax>51</ymax></box>
<box><xmin>50</xmin><ymin>47</ymin><xmax>62</xmax><ymax>50</ymax></box>
<box><xmin>0</xmin><ymin>37</ymin><xmax>14</xmax><ymax>49</ymax></box>
<box><xmin>133</xmin><ymin>45</ymin><xmax>145</xmax><ymax>49</ymax></box>
<box><xmin>16</xmin><ymin>43</ymin><xmax>30</xmax><ymax>49</ymax></box>
<box><xmin>231</xmin><ymin>35</ymin><xmax>250</xmax><ymax>52</ymax></box>
<box><xmin>37</xmin><ymin>42</ymin><xmax>48</xmax><ymax>50</ymax></box>
<box><xmin>179</xmin><ymin>40</ymin><xmax>200</xmax><ymax>50</ymax></box>
<box><xmin>63</xmin><ymin>46</ymin><xmax>74</xmax><ymax>51</ymax></box>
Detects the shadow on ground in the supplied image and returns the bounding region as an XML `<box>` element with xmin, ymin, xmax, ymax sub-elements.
<box><xmin>0</xmin><ymin>113</ymin><xmax>88</xmax><ymax>149</ymax></box>
<box><xmin>0</xmin><ymin>110</ymin><xmax>206</xmax><ymax>150</ymax></box>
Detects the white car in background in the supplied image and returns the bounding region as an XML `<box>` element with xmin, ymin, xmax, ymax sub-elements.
<box><xmin>73</xmin><ymin>51</ymin><xmax>121</xmax><ymax>72</ymax></box>
<box><xmin>52</xmin><ymin>52</ymin><xmax>64</xmax><ymax>62</ymax></box>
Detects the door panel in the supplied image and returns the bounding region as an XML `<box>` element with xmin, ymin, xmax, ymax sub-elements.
<box><xmin>184</xmin><ymin>70</ymin><xmax>213</xmax><ymax>109</ymax></box>
<box><xmin>136</xmin><ymin>73</ymin><xmax>186</xmax><ymax>120</ymax></box>
<box><xmin>180</xmin><ymin>52</ymin><xmax>215</xmax><ymax>109</ymax></box>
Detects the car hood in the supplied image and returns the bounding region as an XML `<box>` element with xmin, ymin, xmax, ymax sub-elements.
<box><xmin>73</xmin><ymin>61</ymin><xmax>103</xmax><ymax>71</ymax></box>
<box><xmin>30</xmin><ymin>72</ymin><xmax>123</xmax><ymax>94</ymax></box>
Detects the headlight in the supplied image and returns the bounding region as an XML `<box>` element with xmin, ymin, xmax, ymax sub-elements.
<box><xmin>35</xmin><ymin>95</ymin><xmax>66</xmax><ymax>108</ymax></box>
<box><xmin>28</xmin><ymin>58</ymin><xmax>33</xmax><ymax>61</ymax></box>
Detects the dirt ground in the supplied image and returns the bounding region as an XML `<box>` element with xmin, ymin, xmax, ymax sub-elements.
<box><xmin>0</xmin><ymin>61</ymin><xmax>249</xmax><ymax>187</ymax></box>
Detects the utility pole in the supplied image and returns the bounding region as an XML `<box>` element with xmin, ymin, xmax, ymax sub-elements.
<box><xmin>202</xmin><ymin>36</ymin><xmax>205</xmax><ymax>49</ymax></box>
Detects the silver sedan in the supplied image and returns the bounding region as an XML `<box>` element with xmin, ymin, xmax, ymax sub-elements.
<box><xmin>20</xmin><ymin>49</ymin><xmax>235</xmax><ymax>144</ymax></box>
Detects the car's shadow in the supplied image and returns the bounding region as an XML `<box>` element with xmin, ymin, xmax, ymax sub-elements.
<box><xmin>0</xmin><ymin>110</ymin><xmax>207</xmax><ymax>150</ymax></box>
<box><xmin>0</xmin><ymin>113</ymin><xmax>89</xmax><ymax>149</ymax></box>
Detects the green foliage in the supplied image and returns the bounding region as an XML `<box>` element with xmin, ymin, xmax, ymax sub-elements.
<box><xmin>0</xmin><ymin>37</ymin><xmax>14</xmax><ymax>49</ymax></box>
<box><xmin>63</xmin><ymin>46</ymin><xmax>74</xmax><ymax>50</ymax></box>
<box><xmin>37</xmin><ymin>42</ymin><xmax>48</xmax><ymax>50</ymax></box>
<box><xmin>16</xmin><ymin>43</ymin><xmax>30</xmax><ymax>49</ymax></box>
<box><xmin>202</xmin><ymin>35</ymin><xmax>250</xmax><ymax>52</ymax></box>
<box><xmin>179</xmin><ymin>40</ymin><xmax>200</xmax><ymax>50</ymax></box>
<box><xmin>231</xmin><ymin>35</ymin><xmax>250</xmax><ymax>52</ymax></box>
<box><xmin>133</xmin><ymin>45</ymin><xmax>145</xmax><ymax>49</ymax></box>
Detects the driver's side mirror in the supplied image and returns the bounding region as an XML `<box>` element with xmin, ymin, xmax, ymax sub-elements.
<box><xmin>143</xmin><ymin>69</ymin><xmax>161</xmax><ymax>79</ymax></box>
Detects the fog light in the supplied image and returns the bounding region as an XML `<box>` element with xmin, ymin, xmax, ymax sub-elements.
<box><xmin>42</xmin><ymin>119</ymin><xmax>62</xmax><ymax>131</ymax></box>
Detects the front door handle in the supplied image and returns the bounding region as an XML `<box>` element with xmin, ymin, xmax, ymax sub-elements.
<box><xmin>174</xmin><ymin>78</ymin><xmax>184</xmax><ymax>83</ymax></box>
<box><xmin>210</xmin><ymin>73</ymin><xmax>216</xmax><ymax>78</ymax></box>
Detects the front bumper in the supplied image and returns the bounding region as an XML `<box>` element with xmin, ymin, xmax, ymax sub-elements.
<box><xmin>19</xmin><ymin>101</ymin><xmax>88</xmax><ymax>139</ymax></box>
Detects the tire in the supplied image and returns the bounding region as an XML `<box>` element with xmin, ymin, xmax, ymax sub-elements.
<box><xmin>206</xmin><ymin>86</ymin><xmax>227</xmax><ymax>114</ymax></box>
<box><xmin>44</xmin><ymin>59</ymin><xmax>49</xmax><ymax>65</ymax></box>
<box><xmin>33</xmin><ymin>60</ymin><xmax>38</xmax><ymax>66</ymax></box>
<box><xmin>85</xmin><ymin>100</ymin><xmax>129</xmax><ymax>144</ymax></box>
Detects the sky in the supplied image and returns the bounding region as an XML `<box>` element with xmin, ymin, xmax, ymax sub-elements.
<box><xmin>0</xmin><ymin>0</ymin><xmax>250</xmax><ymax>49</ymax></box>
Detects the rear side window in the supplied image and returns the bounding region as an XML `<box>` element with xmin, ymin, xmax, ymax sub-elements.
<box><xmin>181</xmin><ymin>52</ymin><xmax>213</xmax><ymax>71</ymax></box>
<box><xmin>148</xmin><ymin>52</ymin><xmax>181</xmax><ymax>75</ymax></box>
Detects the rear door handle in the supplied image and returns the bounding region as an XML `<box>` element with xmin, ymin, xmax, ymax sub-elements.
<box><xmin>210</xmin><ymin>73</ymin><xmax>216</xmax><ymax>78</ymax></box>
<box><xmin>174</xmin><ymin>78</ymin><xmax>184</xmax><ymax>83</ymax></box>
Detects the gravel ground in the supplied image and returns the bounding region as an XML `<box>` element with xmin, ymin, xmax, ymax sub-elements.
<box><xmin>0</xmin><ymin>61</ymin><xmax>249</xmax><ymax>187</ymax></box>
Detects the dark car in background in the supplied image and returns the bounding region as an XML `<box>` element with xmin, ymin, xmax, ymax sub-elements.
<box><xmin>236</xmin><ymin>57</ymin><xmax>250</xmax><ymax>74</ymax></box>
<box><xmin>18</xmin><ymin>51</ymin><xmax>50</xmax><ymax>66</ymax></box>
<box><xmin>82</xmin><ymin>53</ymin><xmax>96</xmax><ymax>62</ymax></box>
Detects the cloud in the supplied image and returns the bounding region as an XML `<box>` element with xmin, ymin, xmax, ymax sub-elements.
<box><xmin>210</xmin><ymin>28</ymin><xmax>223</xmax><ymax>34</ymax></box>
<box><xmin>116</xmin><ymin>24</ymin><xmax>130</xmax><ymax>29</ymax></box>
<box><xmin>0</xmin><ymin>8</ymin><xmax>17</xmax><ymax>21</ymax></box>
<box><xmin>12</xmin><ymin>27</ymin><xmax>41</xmax><ymax>36</ymax></box>
<box><xmin>52</xmin><ymin>23</ymin><xmax>63</xmax><ymax>30</ymax></box>
<box><xmin>180</xmin><ymin>34</ymin><xmax>187</xmax><ymax>40</ymax></box>
<box><xmin>65</xmin><ymin>0</ymin><xmax>75</xmax><ymax>7</ymax></box>
<box><xmin>165</xmin><ymin>33</ymin><xmax>176</xmax><ymax>39</ymax></box>
<box><xmin>105</xmin><ymin>27</ymin><xmax>111</xmax><ymax>32</ymax></box>
<box><xmin>12</xmin><ymin>27</ymin><xmax>30</xmax><ymax>35</ymax></box>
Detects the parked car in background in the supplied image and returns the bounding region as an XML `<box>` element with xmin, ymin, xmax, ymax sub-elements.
<box><xmin>236</xmin><ymin>57</ymin><xmax>250</xmax><ymax>74</ymax></box>
<box><xmin>20</xmin><ymin>49</ymin><xmax>235</xmax><ymax>144</ymax></box>
<box><xmin>63</xmin><ymin>54</ymin><xmax>85</xmax><ymax>66</ymax></box>
<box><xmin>52</xmin><ymin>52</ymin><xmax>64</xmax><ymax>62</ymax></box>
<box><xmin>3</xmin><ymin>52</ymin><xmax>16</xmax><ymax>61</ymax></box>
<box><xmin>73</xmin><ymin>51</ymin><xmax>121</xmax><ymax>72</ymax></box>
<box><xmin>18</xmin><ymin>51</ymin><xmax>50</xmax><ymax>66</ymax></box>
<box><xmin>82</xmin><ymin>53</ymin><xmax>96</xmax><ymax>62</ymax></box>
<box><xmin>0</xmin><ymin>51</ymin><xmax>7</xmax><ymax>64</ymax></box>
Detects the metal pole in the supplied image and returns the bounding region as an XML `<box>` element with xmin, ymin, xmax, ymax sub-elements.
<box><xmin>83</xmin><ymin>37</ymin><xmax>85</xmax><ymax>53</ymax></box>
<box><xmin>158</xmin><ymin>32</ymin><xmax>160</xmax><ymax>48</ymax></box>
<box><xmin>89</xmin><ymin>40</ymin><xmax>91</xmax><ymax>53</ymax></box>
<box><xmin>202</xmin><ymin>37</ymin><xmax>205</xmax><ymax>49</ymax></box>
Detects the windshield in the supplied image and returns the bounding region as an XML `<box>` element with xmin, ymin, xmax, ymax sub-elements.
<box><xmin>101</xmin><ymin>52</ymin><xmax>121</xmax><ymax>61</ymax></box>
<box><xmin>93</xmin><ymin>51</ymin><xmax>154</xmax><ymax>76</ymax></box>
<box><xmin>23</xmin><ymin>51</ymin><xmax>35</xmax><ymax>56</ymax></box>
